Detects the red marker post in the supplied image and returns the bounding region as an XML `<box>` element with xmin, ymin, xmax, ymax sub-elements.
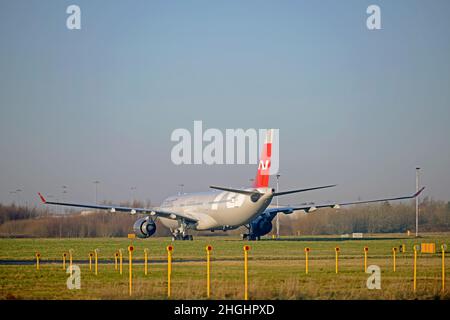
<box><xmin>206</xmin><ymin>245</ymin><xmax>213</xmax><ymax>298</ymax></box>
<box><xmin>128</xmin><ymin>245</ymin><xmax>134</xmax><ymax>296</ymax></box>
<box><xmin>364</xmin><ymin>246</ymin><xmax>369</xmax><ymax>272</ymax></box>
<box><xmin>304</xmin><ymin>247</ymin><xmax>310</xmax><ymax>274</ymax></box>
<box><xmin>69</xmin><ymin>249</ymin><xmax>73</xmax><ymax>273</ymax></box>
<box><xmin>392</xmin><ymin>247</ymin><xmax>397</xmax><ymax>272</ymax></box>
<box><xmin>62</xmin><ymin>253</ymin><xmax>67</xmax><ymax>270</ymax></box>
<box><xmin>114</xmin><ymin>252</ymin><xmax>119</xmax><ymax>271</ymax></box>
<box><xmin>144</xmin><ymin>248</ymin><xmax>149</xmax><ymax>275</ymax></box>
<box><xmin>35</xmin><ymin>252</ymin><xmax>41</xmax><ymax>271</ymax></box>
<box><xmin>335</xmin><ymin>247</ymin><xmax>340</xmax><ymax>274</ymax></box>
<box><xmin>167</xmin><ymin>245</ymin><xmax>174</xmax><ymax>298</ymax></box>
<box><xmin>243</xmin><ymin>245</ymin><xmax>251</xmax><ymax>300</ymax></box>
<box><xmin>89</xmin><ymin>252</ymin><xmax>94</xmax><ymax>271</ymax></box>
<box><xmin>94</xmin><ymin>249</ymin><xmax>99</xmax><ymax>275</ymax></box>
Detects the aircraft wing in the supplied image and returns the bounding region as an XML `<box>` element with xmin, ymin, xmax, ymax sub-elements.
<box><xmin>37</xmin><ymin>193</ymin><xmax>199</xmax><ymax>223</ymax></box>
<box><xmin>264</xmin><ymin>187</ymin><xmax>425</xmax><ymax>215</ymax></box>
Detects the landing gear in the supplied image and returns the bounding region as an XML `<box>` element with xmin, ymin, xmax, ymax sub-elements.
<box><xmin>241</xmin><ymin>224</ymin><xmax>260</xmax><ymax>241</ymax></box>
<box><xmin>170</xmin><ymin>222</ymin><xmax>194</xmax><ymax>241</ymax></box>
<box><xmin>171</xmin><ymin>234</ymin><xmax>193</xmax><ymax>241</ymax></box>
<box><xmin>242</xmin><ymin>234</ymin><xmax>260</xmax><ymax>241</ymax></box>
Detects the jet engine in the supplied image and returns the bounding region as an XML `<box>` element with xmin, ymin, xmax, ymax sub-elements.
<box><xmin>251</xmin><ymin>214</ymin><xmax>273</xmax><ymax>237</ymax></box>
<box><xmin>243</xmin><ymin>212</ymin><xmax>276</xmax><ymax>240</ymax></box>
<box><xmin>133</xmin><ymin>217</ymin><xmax>156</xmax><ymax>238</ymax></box>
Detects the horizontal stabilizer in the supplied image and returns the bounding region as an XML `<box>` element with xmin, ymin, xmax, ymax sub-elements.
<box><xmin>209</xmin><ymin>185</ymin><xmax>259</xmax><ymax>196</ymax></box>
<box><xmin>273</xmin><ymin>184</ymin><xmax>336</xmax><ymax>196</ymax></box>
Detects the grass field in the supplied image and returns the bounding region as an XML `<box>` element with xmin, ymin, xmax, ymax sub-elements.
<box><xmin>0</xmin><ymin>233</ymin><xmax>449</xmax><ymax>300</ymax></box>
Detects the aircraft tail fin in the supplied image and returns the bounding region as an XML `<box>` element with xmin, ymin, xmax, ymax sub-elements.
<box><xmin>253</xmin><ymin>129</ymin><xmax>273</xmax><ymax>188</ymax></box>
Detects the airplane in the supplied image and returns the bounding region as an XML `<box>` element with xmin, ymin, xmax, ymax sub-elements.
<box><xmin>38</xmin><ymin>129</ymin><xmax>425</xmax><ymax>241</ymax></box>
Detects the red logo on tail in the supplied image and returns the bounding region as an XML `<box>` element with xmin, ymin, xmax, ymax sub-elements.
<box><xmin>253</xmin><ymin>130</ymin><xmax>273</xmax><ymax>188</ymax></box>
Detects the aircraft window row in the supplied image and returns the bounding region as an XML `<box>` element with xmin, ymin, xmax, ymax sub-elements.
<box><xmin>179</xmin><ymin>203</ymin><xmax>203</xmax><ymax>207</ymax></box>
<box><xmin>162</xmin><ymin>199</ymin><xmax>235</xmax><ymax>208</ymax></box>
<box><xmin>175</xmin><ymin>200</ymin><xmax>232</xmax><ymax>207</ymax></box>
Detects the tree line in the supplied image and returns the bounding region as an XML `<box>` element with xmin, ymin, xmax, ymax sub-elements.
<box><xmin>279</xmin><ymin>197</ymin><xmax>450</xmax><ymax>235</ymax></box>
<box><xmin>0</xmin><ymin>197</ymin><xmax>449</xmax><ymax>238</ymax></box>
<box><xmin>0</xmin><ymin>202</ymin><xmax>171</xmax><ymax>238</ymax></box>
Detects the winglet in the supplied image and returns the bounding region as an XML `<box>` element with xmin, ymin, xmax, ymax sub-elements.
<box><xmin>38</xmin><ymin>192</ymin><xmax>46</xmax><ymax>204</ymax></box>
<box><xmin>413</xmin><ymin>186</ymin><xmax>425</xmax><ymax>198</ymax></box>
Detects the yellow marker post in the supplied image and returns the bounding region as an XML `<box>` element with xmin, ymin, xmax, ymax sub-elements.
<box><xmin>128</xmin><ymin>245</ymin><xmax>134</xmax><ymax>296</ymax></box>
<box><xmin>114</xmin><ymin>252</ymin><xmax>119</xmax><ymax>271</ymax></box>
<box><xmin>364</xmin><ymin>246</ymin><xmax>369</xmax><ymax>272</ymax></box>
<box><xmin>89</xmin><ymin>252</ymin><xmax>93</xmax><ymax>271</ymax></box>
<box><xmin>94</xmin><ymin>249</ymin><xmax>99</xmax><ymax>276</ymax></box>
<box><xmin>243</xmin><ymin>245</ymin><xmax>250</xmax><ymax>300</ymax></box>
<box><xmin>62</xmin><ymin>253</ymin><xmax>67</xmax><ymax>270</ymax></box>
<box><xmin>69</xmin><ymin>249</ymin><xmax>73</xmax><ymax>273</ymax></box>
<box><xmin>413</xmin><ymin>244</ymin><xmax>420</xmax><ymax>293</ymax></box>
<box><xmin>206</xmin><ymin>245</ymin><xmax>212</xmax><ymax>298</ymax></box>
<box><xmin>392</xmin><ymin>247</ymin><xmax>397</xmax><ymax>272</ymax></box>
<box><xmin>304</xmin><ymin>247</ymin><xmax>310</xmax><ymax>274</ymax></box>
<box><xmin>144</xmin><ymin>248</ymin><xmax>149</xmax><ymax>275</ymax></box>
<box><xmin>167</xmin><ymin>245</ymin><xmax>174</xmax><ymax>298</ymax></box>
<box><xmin>335</xmin><ymin>247</ymin><xmax>340</xmax><ymax>274</ymax></box>
<box><xmin>442</xmin><ymin>244</ymin><xmax>447</xmax><ymax>293</ymax></box>
<box><xmin>119</xmin><ymin>249</ymin><xmax>123</xmax><ymax>275</ymax></box>
<box><xmin>35</xmin><ymin>252</ymin><xmax>40</xmax><ymax>271</ymax></box>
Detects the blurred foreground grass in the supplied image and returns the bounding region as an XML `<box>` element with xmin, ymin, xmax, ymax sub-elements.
<box><xmin>0</xmin><ymin>233</ymin><xmax>449</xmax><ymax>300</ymax></box>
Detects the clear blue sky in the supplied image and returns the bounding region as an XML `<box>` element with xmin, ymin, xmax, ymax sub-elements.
<box><xmin>1</xmin><ymin>0</ymin><xmax>449</xmax><ymax>207</ymax></box>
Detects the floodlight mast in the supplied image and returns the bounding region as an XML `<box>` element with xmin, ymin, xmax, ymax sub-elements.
<box><xmin>276</xmin><ymin>174</ymin><xmax>281</xmax><ymax>239</ymax></box>
<box><xmin>415</xmin><ymin>167</ymin><xmax>420</xmax><ymax>237</ymax></box>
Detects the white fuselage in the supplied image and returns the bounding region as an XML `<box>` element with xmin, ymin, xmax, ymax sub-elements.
<box><xmin>158</xmin><ymin>187</ymin><xmax>274</xmax><ymax>231</ymax></box>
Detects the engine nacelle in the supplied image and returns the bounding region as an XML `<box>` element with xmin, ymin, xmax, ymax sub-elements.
<box><xmin>250</xmin><ymin>214</ymin><xmax>273</xmax><ymax>237</ymax></box>
<box><xmin>133</xmin><ymin>218</ymin><xmax>156</xmax><ymax>238</ymax></box>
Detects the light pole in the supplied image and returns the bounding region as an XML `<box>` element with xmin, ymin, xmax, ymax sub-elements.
<box><xmin>61</xmin><ymin>186</ymin><xmax>68</xmax><ymax>214</ymax></box>
<box><xmin>415</xmin><ymin>167</ymin><xmax>420</xmax><ymax>238</ymax></box>
<box><xmin>276</xmin><ymin>174</ymin><xmax>281</xmax><ymax>239</ymax></box>
<box><xmin>93</xmin><ymin>181</ymin><xmax>100</xmax><ymax>205</ymax></box>
<box><xmin>178</xmin><ymin>184</ymin><xmax>184</xmax><ymax>195</ymax></box>
<box><xmin>62</xmin><ymin>186</ymin><xmax>68</xmax><ymax>198</ymax></box>
<box><xmin>15</xmin><ymin>189</ymin><xmax>22</xmax><ymax>206</ymax></box>
<box><xmin>47</xmin><ymin>195</ymin><xmax>54</xmax><ymax>214</ymax></box>
<box><xmin>130</xmin><ymin>187</ymin><xmax>137</xmax><ymax>204</ymax></box>
<box><xmin>9</xmin><ymin>191</ymin><xmax>16</xmax><ymax>205</ymax></box>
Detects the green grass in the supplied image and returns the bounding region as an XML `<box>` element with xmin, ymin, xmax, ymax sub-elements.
<box><xmin>0</xmin><ymin>233</ymin><xmax>449</xmax><ymax>300</ymax></box>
